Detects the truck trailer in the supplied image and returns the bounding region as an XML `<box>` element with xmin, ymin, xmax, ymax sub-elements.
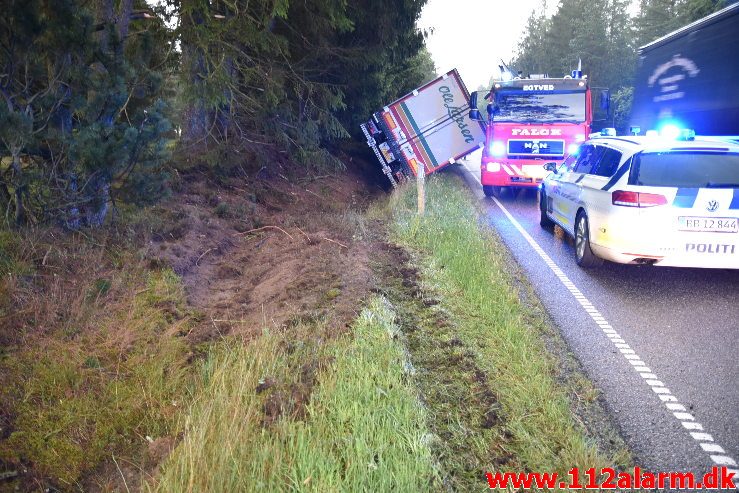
<box><xmin>629</xmin><ymin>2</ymin><xmax>739</xmax><ymax>136</ymax></box>
<box><xmin>360</xmin><ymin>69</ymin><xmax>485</xmax><ymax>187</ymax></box>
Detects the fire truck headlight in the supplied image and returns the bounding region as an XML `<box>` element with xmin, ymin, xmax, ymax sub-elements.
<box><xmin>567</xmin><ymin>143</ymin><xmax>581</xmax><ymax>155</ymax></box>
<box><xmin>575</xmin><ymin>134</ymin><xmax>585</xmax><ymax>142</ymax></box>
<box><xmin>489</xmin><ymin>141</ymin><xmax>505</xmax><ymax>157</ymax></box>
<box><xmin>486</xmin><ymin>162</ymin><xmax>501</xmax><ymax>173</ymax></box>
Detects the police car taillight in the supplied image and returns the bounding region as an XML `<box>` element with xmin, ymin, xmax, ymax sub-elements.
<box><xmin>612</xmin><ymin>190</ymin><xmax>667</xmax><ymax>208</ymax></box>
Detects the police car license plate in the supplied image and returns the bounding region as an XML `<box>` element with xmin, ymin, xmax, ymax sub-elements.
<box><xmin>678</xmin><ymin>216</ymin><xmax>738</xmax><ymax>233</ymax></box>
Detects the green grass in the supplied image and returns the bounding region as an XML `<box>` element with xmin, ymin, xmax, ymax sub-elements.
<box><xmin>0</xmin><ymin>268</ymin><xmax>195</xmax><ymax>488</ymax></box>
<box><xmin>0</xmin><ymin>230</ymin><xmax>32</xmax><ymax>277</ymax></box>
<box><xmin>381</xmin><ymin>173</ymin><xmax>629</xmax><ymax>489</ymax></box>
<box><xmin>153</xmin><ymin>297</ymin><xmax>440</xmax><ymax>492</ymax></box>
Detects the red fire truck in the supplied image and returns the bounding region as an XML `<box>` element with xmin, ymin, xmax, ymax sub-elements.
<box><xmin>470</xmin><ymin>71</ymin><xmax>601</xmax><ymax>197</ymax></box>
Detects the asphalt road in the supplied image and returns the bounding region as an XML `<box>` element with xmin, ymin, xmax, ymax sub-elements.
<box><xmin>456</xmin><ymin>159</ymin><xmax>739</xmax><ymax>485</ymax></box>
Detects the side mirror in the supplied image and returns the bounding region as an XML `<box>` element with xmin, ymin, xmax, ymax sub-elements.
<box><xmin>543</xmin><ymin>162</ymin><xmax>558</xmax><ymax>173</ymax></box>
<box><xmin>469</xmin><ymin>91</ymin><xmax>478</xmax><ymax>109</ymax></box>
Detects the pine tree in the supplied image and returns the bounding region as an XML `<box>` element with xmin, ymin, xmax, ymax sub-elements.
<box><xmin>515</xmin><ymin>5</ymin><xmax>552</xmax><ymax>75</ymax></box>
<box><xmin>634</xmin><ymin>0</ymin><xmax>682</xmax><ymax>46</ymax></box>
<box><xmin>174</xmin><ymin>0</ymin><xmax>430</xmax><ymax>172</ymax></box>
<box><xmin>2</xmin><ymin>0</ymin><xmax>433</xmax><ymax>226</ymax></box>
<box><xmin>604</xmin><ymin>0</ymin><xmax>637</xmax><ymax>87</ymax></box>
<box><xmin>678</xmin><ymin>0</ymin><xmax>729</xmax><ymax>24</ymax></box>
<box><xmin>0</xmin><ymin>0</ymin><xmax>172</xmax><ymax>227</ymax></box>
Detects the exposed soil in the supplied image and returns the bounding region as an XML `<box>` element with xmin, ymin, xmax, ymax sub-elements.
<box><xmin>1</xmin><ymin>149</ymin><xmax>631</xmax><ymax>492</ymax></box>
<box><xmin>134</xmin><ymin>159</ymin><xmax>630</xmax><ymax>491</ymax></box>
<box><xmin>0</xmin><ymin>146</ymin><xmax>391</xmax><ymax>492</ymax></box>
<box><xmin>142</xmin><ymin>153</ymin><xmax>384</xmax><ymax>344</ymax></box>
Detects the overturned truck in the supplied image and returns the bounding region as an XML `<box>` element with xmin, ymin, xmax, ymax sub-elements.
<box><xmin>360</xmin><ymin>69</ymin><xmax>485</xmax><ymax>187</ymax></box>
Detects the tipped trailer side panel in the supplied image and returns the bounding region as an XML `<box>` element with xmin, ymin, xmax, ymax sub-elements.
<box><xmin>360</xmin><ymin>69</ymin><xmax>485</xmax><ymax>187</ymax></box>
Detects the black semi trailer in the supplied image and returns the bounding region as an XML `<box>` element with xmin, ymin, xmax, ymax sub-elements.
<box><xmin>630</xmin><ymin>2</ymin><xmax>739</xmax><ymax>136</ymax></box>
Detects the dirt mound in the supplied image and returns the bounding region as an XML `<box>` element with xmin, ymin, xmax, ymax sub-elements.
<box><xmin>144</xmin><ymin>157</ymin><xmax>382</xmax><ymax>342</ymax></box>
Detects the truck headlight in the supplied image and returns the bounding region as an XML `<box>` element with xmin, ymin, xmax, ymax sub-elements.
<box><xmin>486</xmin><ymin>162</ymin><xmax>501</xmax><ymax>173</ymax></box>
<box><xmin>489</xmin><ymin>141</ymin><xmax>505</xmax><ymax>157</ymax></box>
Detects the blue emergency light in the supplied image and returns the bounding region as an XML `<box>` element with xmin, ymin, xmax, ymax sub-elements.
<box><xmin>656</xmin><ymin>121</ymin><xmax>696</xmax><ymax>140</ymax></box>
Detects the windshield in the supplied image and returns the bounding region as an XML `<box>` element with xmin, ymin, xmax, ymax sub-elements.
<box><xmin>495</xmin><ymin>91</ymin><xmax>586</xmax><ymax>123</ymax></box>
<box><xmin>631</xmin><ymin>152</ymin><xmax>739</xmax><ymax>188</ymax></box>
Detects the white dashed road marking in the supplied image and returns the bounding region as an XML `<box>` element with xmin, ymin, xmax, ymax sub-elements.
<box><xmin>468</xmin><ymin>172</ymin><xmax>738</xmax><ymax>479</ymax></box>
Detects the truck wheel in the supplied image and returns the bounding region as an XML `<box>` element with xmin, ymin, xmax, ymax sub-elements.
<box><xmin>483</xmin><ymin>185</ymin><xmax>500</xmax><ymax>198</ymax></box>
<box><xmin>539</xmin><ymin>190</ymin><xmax>554</xmax><ymax>229</ymax></box>
<box><xmin>575</xmin><ymin>212</ymin><xmax>604</xmax><ymax>268</ymax></box>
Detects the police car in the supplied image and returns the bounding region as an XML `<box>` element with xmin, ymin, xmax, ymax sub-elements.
<box><xmin>539</xmin><ymin>128</ymin><xmax>739</xmax><ymax>268</ymax></box>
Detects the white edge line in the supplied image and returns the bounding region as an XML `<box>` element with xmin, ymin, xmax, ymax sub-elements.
<box><xmin>465</xmin><ymin>168</ymin><xmax>738</xmax><ymax>472</ymax></box>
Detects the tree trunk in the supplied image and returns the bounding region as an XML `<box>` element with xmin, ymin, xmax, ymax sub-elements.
<box><xmin>180</xmin><ymin>0</ymin><xmax>210</xmax><ymax>153</ymax></box>
<box><xmin>10</xmin><ymin>149</ymin><xmax>25</xmax><ymax>226</ymax></box>
<box><xmin>64</xmin><ymin>172</ymin><xmax>81</xmax><ymax>230</ymax></box>
<box><xmin>117</xmin><ymin>0</ymin><xmax>134</xmax><ymax>42</ymax></box>
<box><xmin>98</xmin><ymin>0</ymin><xmax>114</xmax><ymax>53</ymax></box>
<box><xmin>83</xmin><ymin>174</ymin><xmax>110</xmax><ymax>228</ymax></box>
<box><xmin>82</xmin><ymin>0</ymin><xmax>133</xmax><ymax>228</ymax></box>
<box><xmin>0</xmin><ymin>180</ymin><xmax>11</xmax><ymax>223</ymax></box>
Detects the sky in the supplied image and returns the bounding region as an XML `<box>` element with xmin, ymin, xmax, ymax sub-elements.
<box><xmin>417</xmin><ymin>0</ymin><xmax>557</xmax><ymax>91</ymax></box>
<box><xmin>417</xmin><ymin>0</ymin><xmax>639</xmax><ymax>91</ymax></box>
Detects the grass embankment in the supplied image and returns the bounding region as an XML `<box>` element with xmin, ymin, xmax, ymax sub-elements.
<box><xmin>379</xmin><ymin>173</ymin><xmax>629</xmax><ymax>489</ymax></box>
<box><xmin>1</xmin><ymin>170</ymin><xmax>628</xmax><ymax>492</ymax></box>
<box><xmin>153</xmin><ymin>172</ymin><xmax>627</xmax><ymax>492</ymax></box>
<box><xmin>0</xmin><ymin>218</ymin><xmax>197</xmax><ymax>490</ymax></box>
<box><xmin>154</xmin><ymin>297</ymin><xmax>440</xmax><ymax>492</ymax></box>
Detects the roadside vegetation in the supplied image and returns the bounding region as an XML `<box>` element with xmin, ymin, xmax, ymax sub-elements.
<box><xmin>153</xmin><ymin>297</ymin><xmax>440</xmax><ymax>492</ymax></box>
<box><xmin>0</xmin><ymin>221</ymin><xmax>198</xmax><ymax>490</ymax></box>
<box><xmin>0</xmin><ymin>167</ymin><xmax>633</xmax><ymax>491</ymax></box>
<box><xmin>376</xmin><ymin>172</ymin><xmax>631</xmax><ymax>489</ymax></box>
<box><xmin>7</xmin><ymin>0</ymin><xmax>718</xmax><ymax>490</ymax></box>
<box><xmin>150</xmin><ymin>171</ymin><xmax>631</xmax><ymax>492</ymax></box>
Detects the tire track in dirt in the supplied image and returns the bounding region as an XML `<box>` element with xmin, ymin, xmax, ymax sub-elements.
<box><xmin>372</xmin><ymin>243</ymin><xmax>516</xmax><ymax>491</ymax></box>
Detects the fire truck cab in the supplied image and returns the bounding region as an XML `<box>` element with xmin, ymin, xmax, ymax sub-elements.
<box><xmin>470</xmin><ymin>73</ymin><xmax>596</xmax><ymax>197</ymax></box>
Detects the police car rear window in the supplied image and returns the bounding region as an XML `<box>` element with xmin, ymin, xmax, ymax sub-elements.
<box><xmin>630</xmin><ymin>151</ymin><xmax>739</xmax><ymax>188</ymax></box>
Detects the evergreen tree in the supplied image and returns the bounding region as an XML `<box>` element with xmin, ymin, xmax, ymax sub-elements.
<box><xmin>515</xmin><ymin>4</ymin><xmax>552</xmax><ymax>75</ymax></box>
<box><xmin>174</xmin><ymin>0</ymin><xmax>430</xmax><ymax>172</ymax></box>
<box><xmin>0</xmin><ymin>0</ymin><xmax>172</xmax><ymax>227</ymax></box>
<box><xmin>545</xmin><ymin>0</ymin><xmax>587</xmax><ymax>76</ymax></box>
<box><xmin>634</xmin><ymin>0</ymin><xmax>682</xmax><ymax>46</ymax></box>
<box><xmin>604</xmin><ymin>0</ymin><xmax>637</xmax><ymax>87</ymax></box>
<box><xmin>515</xmin><ymin>0</ymin><xmax>635</xmax><ymax>89</ymax></box>
<box><xmin>679</xmin><ymin>0</ymin><xmax>730</xmax><ymax>23</ymax></box>
<box><xmin>2</xmin><ymin>0</ymin><xmax>433</xmax><ymax>227</ymax></box>
<box><xmin>568</xmin><ymin>0</ymin><xmax>610</xmax><ymax>82</ymax></box>
<box><xmin>635</xmin><ymin>0</ymin><xmax>730</xmax><ymax>48</ymax></box>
